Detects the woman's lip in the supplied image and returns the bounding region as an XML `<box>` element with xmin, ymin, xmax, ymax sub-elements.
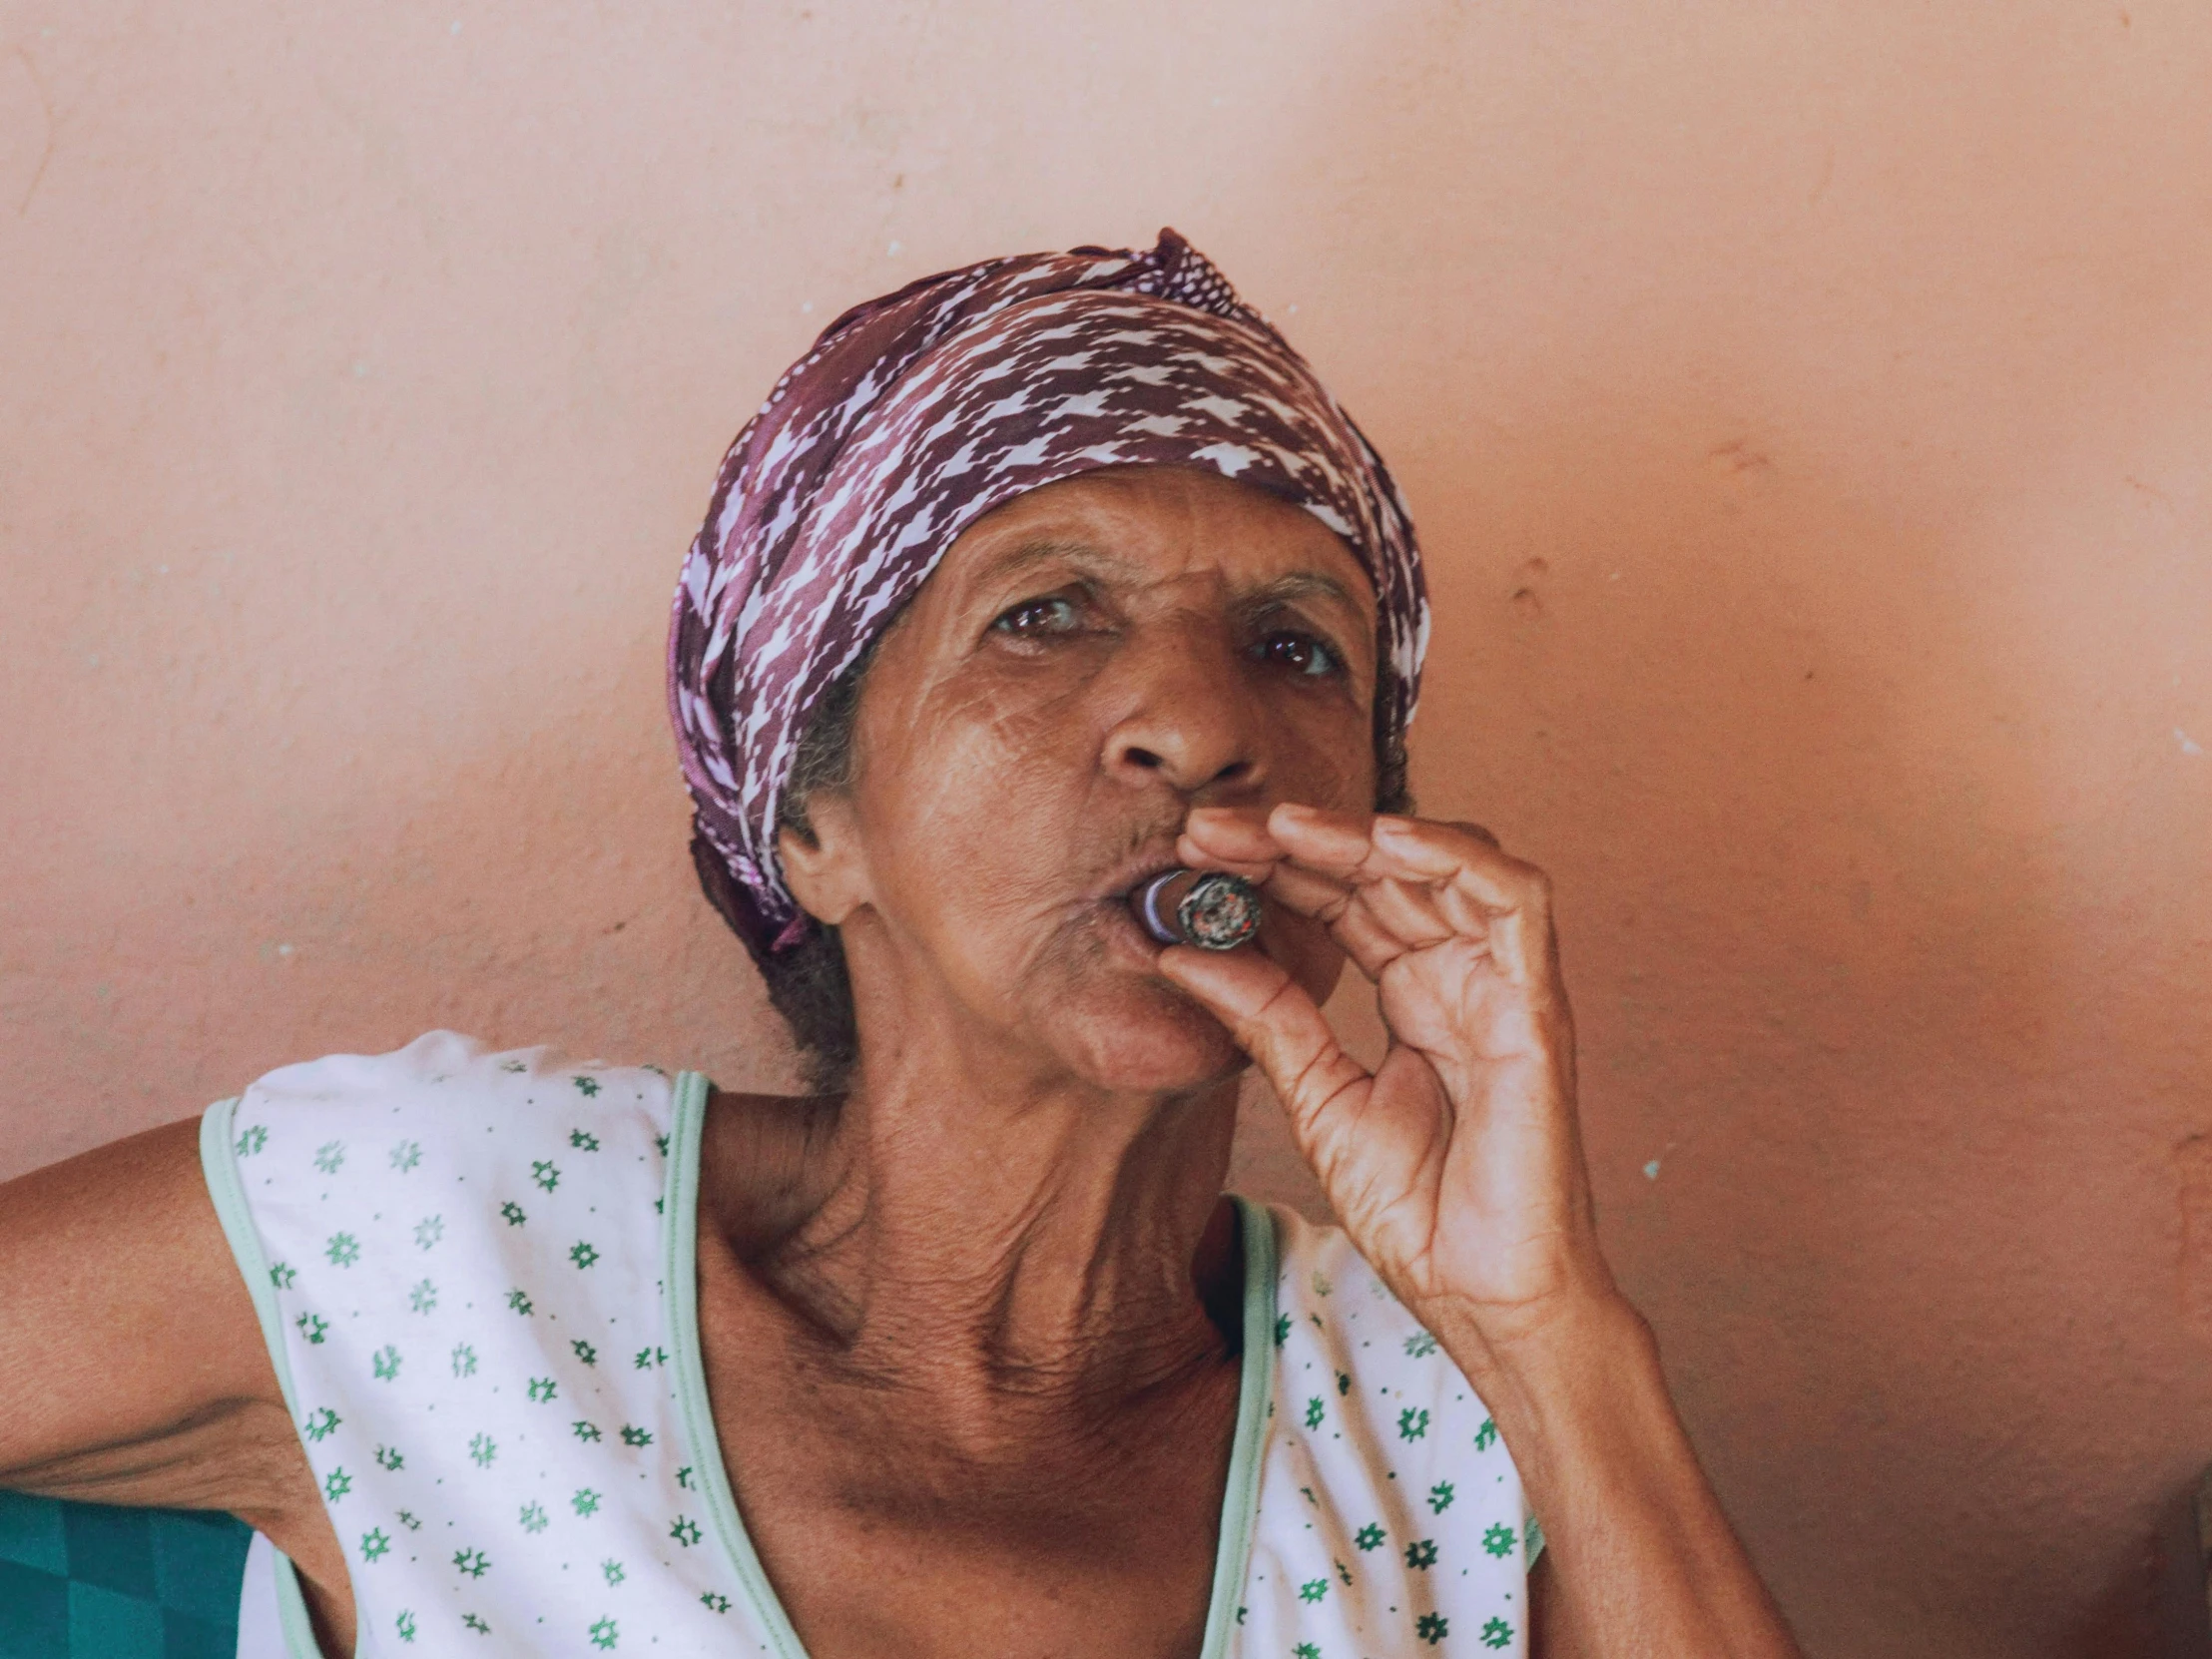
<box><xmin>1084</xmin><ymin>886</ymin><xmax>1180</xmax><ymax>962</ymax></box>
<box><xmin>1090</xmin><ymin>850</ymin><xmax>1185</xmax><ymax>904</ymax></box>
<box><xmin>1106</xmin><ymin>897</ymin><xmax>1164</xmax><ymax>955</ymax></box>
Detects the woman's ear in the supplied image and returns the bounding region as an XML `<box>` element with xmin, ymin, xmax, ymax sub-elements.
<box><xmin>778</xmin><ymin>794</ymin><xmax>870</xmax><ymax>928</ymax></box>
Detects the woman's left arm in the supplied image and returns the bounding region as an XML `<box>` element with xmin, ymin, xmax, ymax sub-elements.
<box><xmin>1161</xmin><ymin>804</ymin><xmax>1802</xmax><ymax>1659</ymax></box>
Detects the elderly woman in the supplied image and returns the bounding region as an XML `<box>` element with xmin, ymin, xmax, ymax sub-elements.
<box><xmin>0</xmin><ymin>233</ymin><xmax>1796</xmax><ymax>1658</ymax></box>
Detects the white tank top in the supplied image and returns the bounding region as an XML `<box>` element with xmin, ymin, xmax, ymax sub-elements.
<box><xmin>203</xmin><ymin>1031</ymin><xmax>1537</xmax><ymax>1657</ymax></box>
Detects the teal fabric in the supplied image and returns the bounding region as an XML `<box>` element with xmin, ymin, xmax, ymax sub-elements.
<box><xmin>0</xmin><ymin>1492</ymin><xmax>248</xmax><ymax>1659</ymax></box>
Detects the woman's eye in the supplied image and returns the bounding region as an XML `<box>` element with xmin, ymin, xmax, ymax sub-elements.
<box><xmin>990</xmin><ymin>596</ymin><xmax>1081</xmax><ymax>638</ymax></box>
<box><xmin>1253</xmin><ymin>629</ymin><xmax>1344</xmax><ymax>678</ymax></box>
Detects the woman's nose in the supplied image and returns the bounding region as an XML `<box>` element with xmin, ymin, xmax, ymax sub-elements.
<box><xmin>1100</xmin><ymin>625</ymin><xmax>1266</xmax><ymax>798</ymax></box>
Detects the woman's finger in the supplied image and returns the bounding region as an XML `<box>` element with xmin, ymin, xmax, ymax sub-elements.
<box><xmin>1179</xmin><ymin>804</ymin><xmax>1367</xmax><ymax>876</ymax></box>
<box><xmin>1261</xmin><ymin>806</ymin><xmax>1528</xmax><ymax>903</ymax></box>
<box><xmin>1174</xmin><ymin>810</ymin><xmax>1291</xmax><ymax>872</ymax></box>
<box><xmin>1172</xmin><ymin>825</ymin><xmax>1416</xmax><ymax>980</ymax></box>
<box><xmin>1187</xmin><ymin>806</ymin><xmax>1541</xmax><ymax>924</ymax></box>
<box><xmin>1231</xmin><ymin>859</ymin><xmax>1416</xmax><ymax>983</ymax></box>
<box><xmin>1254</xmin><ymin>859</ymin><xmax>1356</xmax><ymax>923</ymax></box>
<box><xmin>1355</xmin><ymin>873</ymin><xmax>1461</xmax><ymax>950</ymax></box>
<box><xmin>1154</xmin><ymin>943</ymin><xmax>1373</xmax><ymax>1142</ymax></box>
<box><xmin>1242</xmin><ymin>830</ymin><xmax>1476</xmax><ymax>961</ymax></box>
<box><xmin>1363</xmin><ymin>816</ymin><xmax>1551</xmax><ymax>920</ymax></box>
<box><xmin>1182</xmin><ymin>807</ymin><xmax>1552</xmax><ymax>990</ymax></box>
<box><xmin>1245</xmin><ymin>805</ymin><xmax>1377</xmax><ymax>877</ymax></box>
<box><xmin>1305</xmin><ymin>883</ymin><xmax>1416</xmax><ymax>982</ymax></box>
<box><xmin>1274</xmin><ymin>814</ymin><xmax>1558</xmax><ymax>997</ymax></box>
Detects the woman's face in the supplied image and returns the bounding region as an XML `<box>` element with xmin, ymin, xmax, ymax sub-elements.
<box><xmin>782</xmin><ymin>464</ymin><xmax>1381</xmax><ymax>1094</ymax></box>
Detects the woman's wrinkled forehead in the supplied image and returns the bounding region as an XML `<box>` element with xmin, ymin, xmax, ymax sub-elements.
<box><xmin>669</xmin><ymin>230</ymin><xmax>1426</xmax><ymax>962</ymax></box>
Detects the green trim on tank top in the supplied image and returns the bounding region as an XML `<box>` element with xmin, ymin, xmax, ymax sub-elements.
<box><xmin>660</xmin><ymin>1073</ymin><xmax>1280</xmax><ymax>1659</ymax></box>
<box><xmin>199</xmin><ymin>1097</ymin><xmax>358</xmax><ymax>1659</ymax></box>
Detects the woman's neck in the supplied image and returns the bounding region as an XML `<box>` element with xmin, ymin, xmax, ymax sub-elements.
<box><xmin>702</xmin><ymin>1037</ymin><xmax>1246</xmax><ymax>1429</ymax></box>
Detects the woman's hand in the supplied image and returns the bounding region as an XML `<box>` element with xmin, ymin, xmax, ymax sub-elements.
<box><xmin>1166</xmin><ymin>805</ymin><xmax>1806</xmax><ymax>1658</ymax></box>
<box><xmin>1158</xmin><ymin>803</ymin><xmax>1617</xmax><ymax>1363</ymax></box>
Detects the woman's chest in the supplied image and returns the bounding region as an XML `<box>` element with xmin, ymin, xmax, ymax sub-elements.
<box><xmin>701</xmin><ymin>1344</ymin><xmax>1243</xmax><ymax>1659</ymax></box>
<box><xmin>719</xmin><ymin>1500</ymin><xmax>1223</xmax><ymax>1659</ymax></box>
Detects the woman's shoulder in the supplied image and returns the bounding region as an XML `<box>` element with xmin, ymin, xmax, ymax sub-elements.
<box><xmin>209</xmin><ymin>1033</ymin><xmax>689</xmax><ymax>1434</ymax></box>
<box><xmin>238</xmin><ymin>1028</ymin><xmax>680</xmax><ymax>1111</ymax></box>
<box><xmin>212</xmin><ymin>1031</ymin><xmax>690</xmax><ymax>1256</ymax></box>
<box><xmin>220</xmin><ymin>1029</ymin><xmax>681</xmax><ymax>1157</ymax></box>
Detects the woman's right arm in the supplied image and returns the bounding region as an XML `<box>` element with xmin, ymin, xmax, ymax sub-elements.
<box><xmin>0</xmin><ymin>1118</ymin><xmax>347</xmax><ymax>1606</ymax></box>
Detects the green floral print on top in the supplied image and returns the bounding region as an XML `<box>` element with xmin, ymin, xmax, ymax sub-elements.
<box><xmin>203</xmin><ymin>1033</ymin><xmax>742</xmax><ymax>1654</ymax></box>
<box><xmin>1237</xmin><ymin>1207</ymin><xmax>1536</xmax><ymax>1657</ymax></box>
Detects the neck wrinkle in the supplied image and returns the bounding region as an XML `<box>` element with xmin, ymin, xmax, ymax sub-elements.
<box><xmin>749</xmin><ymin>1048</ymin><xmax>1246</xmax><ymax>1424</ymax></box>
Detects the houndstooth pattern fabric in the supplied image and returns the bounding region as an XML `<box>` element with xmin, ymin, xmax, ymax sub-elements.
<box><xmin>667</xmin><ymin>229</ymin><xmax>1429</xmax><ymax>961</ymax></box>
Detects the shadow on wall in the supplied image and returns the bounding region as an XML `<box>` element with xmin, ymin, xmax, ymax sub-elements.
<box><xmin>1216</xmin><ymin>11</ymin><xmax>2212</xmax><ymax>1657</ymax></box>
<box><xmin>1401</xmin><ymin>424</ymin><xmax>2212</xmax><ymax>1659</ymax></box>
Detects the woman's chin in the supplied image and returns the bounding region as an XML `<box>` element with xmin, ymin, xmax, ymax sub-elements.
<box><xmin>1035</xmin><ymin>975</ymin><xmax>1251</xmax><ymax>1096</ymax></box>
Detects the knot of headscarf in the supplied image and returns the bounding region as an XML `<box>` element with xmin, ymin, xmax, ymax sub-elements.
<box><xmin>668</xmin><ymin>229</ymin><xmax>1428</xmax><ymax>963</ymax></box>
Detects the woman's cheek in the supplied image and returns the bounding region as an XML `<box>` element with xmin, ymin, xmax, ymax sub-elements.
<box><xmin>1282</xmin><ymin>742</ymin><xmax>1374</xmax><ymax>819</ymax></box>
<box><xmin>880</xmin><ymin>703</ymin><xmax>1088</xmax><ymax>920</ymax></box>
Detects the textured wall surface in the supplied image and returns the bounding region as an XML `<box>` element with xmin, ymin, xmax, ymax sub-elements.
<box><xmin>3</xmin><ymin>3</ymin><xmax>2209</xmax><ymax>1652</ymax></box>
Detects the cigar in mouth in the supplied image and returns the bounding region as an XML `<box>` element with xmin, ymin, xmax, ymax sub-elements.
<box><xmin>1130</xmin><ymin>868</ymin><xmax>1263</xmax><ymax>951</ymax></box>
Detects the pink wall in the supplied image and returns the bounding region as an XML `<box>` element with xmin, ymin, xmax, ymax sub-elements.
<box><xmin>5</xmin><ymin>3</ymin><xmax>2209</xmax><ymax>1651</ymax></box>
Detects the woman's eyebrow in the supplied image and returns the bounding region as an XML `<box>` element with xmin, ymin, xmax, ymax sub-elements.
<box><xmin>1240</xmin><ymin>571</ymin><xmax>1363</xmax><ymax>613</ymax></box>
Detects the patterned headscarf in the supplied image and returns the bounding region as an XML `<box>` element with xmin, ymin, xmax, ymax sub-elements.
<box><xmin>668</xmin><ymin>229</ymin><xmax>1428</xmax><ymax>962</ymax></box>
